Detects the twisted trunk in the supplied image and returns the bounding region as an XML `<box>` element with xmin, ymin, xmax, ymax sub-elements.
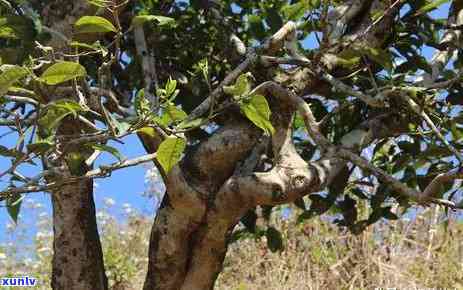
<box><xmin>141</xmin><ymin>1</ymin><xmax>400</xmax><ymax>289</ymax></box>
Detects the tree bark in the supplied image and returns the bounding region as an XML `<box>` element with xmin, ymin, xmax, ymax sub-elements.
<box><xmin>38</xmin><ymin>1</ymin><xmax>108</xmax><ymax>289</ymax></box>
<box><xmin>142</xmin><ymin>2</ymin><xmax>401</xmax><ymax>289</ymax></box>
<box><xmin>46</xmin><ymin>118</ymin><xmax>108</xmax><ymax>290</ymax></box>
<box><xmin>50</xmin><ymin>179</ymin><xmax>107</xmax><ymax>290</ymax></box>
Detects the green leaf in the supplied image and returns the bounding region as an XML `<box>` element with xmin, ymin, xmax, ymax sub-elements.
<box><xmin>0</xmin><ymin>145</ymin><xmax>21</xmax><ymax>158</ymax></box>
<box><xmin>165</xmin><ymin>77</ymin><xmax>178</xmax><ymax>99</ymax></box>
<box><xmin>0</xmin><ymin>65</ymin><xmax>28</xmax><ymax>96</ymax></box>
<box><xmin>134</xmin><ymin>89</ymin><xmax>151</xmax><ymax>117</ymax></box>
<box><xmin>137</xmin><ymin>127</ymin><xmax>158</xmax><ymax>139</ymax></box>
<box><xmin>39</xmin><ymin>100</ymin><xmax>85</xmax><ymax>136</ymax></box>
<box><xmin>40</xmin><ymin>62</ymin><xmax>87</xmax><ymax>85</ymax></box>
<box><xmin>6</xmin><ymin>193</ymin><xmax>23</xmax><ymax>224</ymax></box>
<box><xmin>416</xmin><ymin>0</ymin><xmax>450</xmax><ymax>15</ymax></box>
<box><xmin>362</xmin><ymin>47</ymin><xmax>393</xmax><ymax>72</ymax></box>
<box><xmin>156</xmin><ymin>103</ymin><xmax>187</xmax><ymax>127</ymax></box>
<box><xmin>0</xmin><ymin>16</ymin><xmax>35</xmax><ymax>40</ymax></box>
<box><xmin>132</xmin><ymin>15</ymin><xmax>175</xmax><ymax>27</ymax></box>
<box><xmin>248</xmin><ymin>15</ymin><xmax>266</xmax><ymax>40</ymax></box>
<box><xmin>177</xmin><ymin>118</ymin><xmax>204</xmax><ymax>129</ymax></box>
<box><xmin>282</xmin><ymin>1</ymin><xmax>309</xmax><ymax>20</ymax></box>
<box><xmin>156</xmin><ymin>136</ymin><xmax>186</xmax><ymax>173</ymax></box>
<box><xmin>240</xmin><ymin>94</ymin><xmax>275</xmax><ymax>135</ymax></box>
<box><xmin>293</xmin><ymin>111</ymin><xmax>305</xmax><ymax>130</ymax></box>
<box><xmin>223</xmin><ymin>73</ymin><xmax>252</xmax><ymax>97</ymax></box>
<box><xmin>266</xmin><ymin>227</ymin><xmax>283</xmax><ymax>252</ymax></box>
<box><xmin>74</xmin><ymin>16</ymin><xmax>117</xmax><ymax>34</ymax></box>
<box><xmin>70</xmin><ymin>41</ymin><xmax>108</xmax><ymax>57</ymax></box>
<box><xmin>165</xmin><ymin>103</ymin><xmax>187</xmax><ymax>123</ymax></box>
<box><xmin>0</xmin><ymin>25</ymin><xmax>17</xmax><ymax>39</ymax></box>
<box><xmin>338</xmin><ymin>47</ymin><xmax>392</xmax><ymax>71</ymax></box>
<box><xmin>27</xmin><ymin>139</ymin><xmax>54</xmax><ymax>154</ymax></box>
<box><xmin>66</xmin><ymin>151</ymin><xmax>86</xmax><ymax>176</ymax></box>
<box><xmin>104</xmin><ymin>110</ymin><xmax>131</xmax><ymax>135</ymax></box>
<box><xmin>90</xmin><ymin>144</ymin><xmax>123</xmax><ymax>161</ymax></box>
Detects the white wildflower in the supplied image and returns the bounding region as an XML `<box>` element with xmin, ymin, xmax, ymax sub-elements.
<box><xmin>104</xmin><ymin>197</ymin><xmax>116</xmax><ymax>207</ymax></box>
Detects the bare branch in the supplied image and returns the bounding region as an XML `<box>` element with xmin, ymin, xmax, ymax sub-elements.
<box><xmin>403</xmin><ymin>94</ymin><xmax>463</xmax><ymax>163</ymax></box>
<box><xmin>0</xmin><ymin>152</ymin><xmax>158</xmax><ymax>196</ymax></box>
<box><xmin>418</xmin><ymin>4</ymin><xmax>463</xmax><ymax>86</ymax></box>
<box><xmin>134</xmin><ymin>25</ymin><xmax>159</xmax><ymax>110</ymax></box>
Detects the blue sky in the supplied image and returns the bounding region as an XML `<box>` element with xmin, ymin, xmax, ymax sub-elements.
<box><xmin>0</xmin><ymin>3</ymin><xmax>454</xmax><ymax>243</ymax></box>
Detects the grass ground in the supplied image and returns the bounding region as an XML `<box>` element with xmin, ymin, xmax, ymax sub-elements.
<box><xmin>1</xmin><ymin>200</ymin><xmax>462</xmax><ymax>290</ymax></box>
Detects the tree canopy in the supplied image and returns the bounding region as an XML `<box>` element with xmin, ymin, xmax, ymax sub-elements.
<box><xmin>1</xmin><ymin>0</ymin><xmax>463</xmax><ymax>289</ymax></box>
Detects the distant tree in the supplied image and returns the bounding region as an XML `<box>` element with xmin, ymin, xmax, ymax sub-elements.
<box><xmin>1</xmin><ymin>0</ymin><xmax>463</xmax><ymax>289</ymax></box>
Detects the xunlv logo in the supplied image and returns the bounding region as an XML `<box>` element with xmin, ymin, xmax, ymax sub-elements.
<box><xmin>0</xmin><ymin>276</ymin><xmax>37</xmax><ymax>287</ymax></box>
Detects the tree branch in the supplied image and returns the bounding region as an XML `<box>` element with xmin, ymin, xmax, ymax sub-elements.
<box><xmin>134</xmin><ymin>24</ymin><xmax>159</xmax><ymax>111</ymax></box>
<box><xmin>1</xmin><ymin>152</ymin><xmax>158</xmax><ymax>196</ymax></box>
<box><xmin>186</xmin><ymin>21</ymin><xmax>298</xmax><ymax>121</ymax></box>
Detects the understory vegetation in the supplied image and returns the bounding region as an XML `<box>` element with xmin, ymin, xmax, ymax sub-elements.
<box><xmin>2</xmin><ymin>199</ymin><xmax>461</xmax><ymax>290</ymax></box>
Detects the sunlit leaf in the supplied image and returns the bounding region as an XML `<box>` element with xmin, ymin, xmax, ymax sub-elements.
<box><xmin>165</xmin><ymin>103</ymin><xmax>187</xmax><ymax>123</ymax></box>
<box><xmin>70</xmin><ymin>41</ymin><xmax>108</xmax><ymax>57</ymax></box>
<box><xmin>66</xmin><ymin>151</ymin><xmax>86</xmax><ymax>176</ymax></box>
<box><xmin>137</xmin><ymin>127</ymin><xmax>158</xmax><ymax>139</ymax></box>
<box><xmin>362</xmin><ymin>47</ymin><xmax>393</xmax><ymax>72</ymax></box>
<box><xmin>134</xmin><ymin>89</ymin><xmax>151</xmax><ymax>117</ymax></box>
<box><xmin>281</xmin><ymin>0</ymin><xmax>318</xmax><ymax>20</ymax></box>
<box><xmin>0</xmin><ymin>65</ymin><xmax>28</xmax><ymax>96</ymax></box>
<box><xmin>223</xmin><ymin>73</ymin><xmax>252</xmax><ymax>97</ymax></box>
<box><xmin>132</xmin><ymin>15</ymin><xmax>175</xmax><ymax>27</ymax></box>
<box><xmin>156</xmin><ymin>136</ymin><xmax>186</xmax><ymax>173</ymax></box>
<box><xmin>74</xmin><ymin>16</ymin><xmax>117</xmax><ymax>34</ymax></box>
<box><xmin>240</xmin><ymin>94</ymin><xmax>275</xmax><ymax>135</ymax></box>
<box><xmin>40</xmin><ymin>62</ymin><xmax>86</xmax><ymax>85</ymax></box>
<box><xmin>39</xmin><ymin>100</ymin><xmax>85</xmax><ymax>136</ymax></box>
<box><xmin>165</xmin><ymin>78</ymin><xmax>178</xmax><ymax>99</ymax></box>
<box><xmin>416</xmin><ymin>0</ymin><xmax>450</xmax><ymax>15</ymax></box>
<box><xmin>178</xmin><ymin>118</ymin><xmax>204</xmax><ymax>129</ymax></box>
<box><xmin>90</xmin><ymin>144</ymin><xmax>124</xmax><ymax>161</ymax></box>
<box><xmin>0</xmin><ymin>16</ymin><xmax>34</xmax><ymax>40</ymax></box>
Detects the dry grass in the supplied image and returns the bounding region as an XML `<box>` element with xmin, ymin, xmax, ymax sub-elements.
<box><xmin>1</xmin><ymin>202</ymin><xmax>462</xmax><ymax>290</ymax></box>
<box><xmin>217</xmin><ymin>208</ymin><xmax>463</xmax><ymax>290</ymax></box>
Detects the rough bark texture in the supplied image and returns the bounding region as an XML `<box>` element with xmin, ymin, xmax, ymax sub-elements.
<box><xmin>50</xmin><ymin>179</ymin><xmax>107</xmax><ymax>290</ymax></box>
<box><xmin>39</xmin><ymin>1</ymin><xmax>108</xmax><ymax>289</ymax></box>
<box><xmin>46</xmin><ymin>117</ymin><xmax>108</xmax><ymax>290</ymax></box>
<box><xmin>141</xmin><ymin>1</ymin><xmax>401</xmax><ymax>289</ymax></box>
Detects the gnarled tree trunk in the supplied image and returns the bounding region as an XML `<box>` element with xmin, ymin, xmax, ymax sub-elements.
<box><xmin>141</xmin><ymin>1</ymin><xmax>400</xmax><ymax>289</ymax></box>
